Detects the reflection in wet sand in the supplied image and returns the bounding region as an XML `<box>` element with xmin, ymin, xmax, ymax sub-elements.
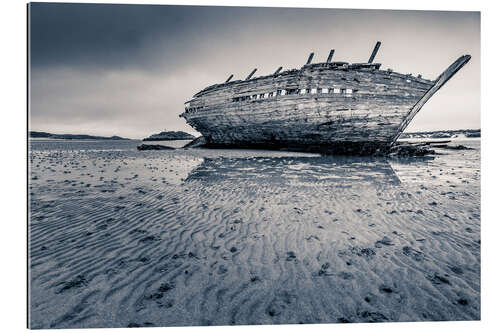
<box><xmin>185</xmin><ymin>156</ymin><xmax>402</xmax><ymax>186</ymax></box>
<box><xmin>29</xmin><ymin>141</ymin><xmax>480</xmax><ymax>328</ymax></box>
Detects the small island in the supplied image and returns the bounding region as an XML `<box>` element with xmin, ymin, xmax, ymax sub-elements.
<box><xmin>143</xmin><ymin>131</ymin><xmax>195</xmax><ymax>141</ymax></box>
<box><xmin>29</xmin><ymin>131</ymin><xmax>130</xmax><ymax>140</ymax></box>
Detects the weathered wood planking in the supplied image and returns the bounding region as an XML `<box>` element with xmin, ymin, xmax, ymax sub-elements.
<box><xmin>181</xmin><ymin>55</ymin><xmax>470</xmax><ymax>154</ymax></box>
<box><xmin>390</xmin><ymin>55</ymin><xmax>472</xmax><ymax>144</ymax></box>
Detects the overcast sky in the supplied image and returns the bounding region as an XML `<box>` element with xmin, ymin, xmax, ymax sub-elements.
<box><xmin>28</xmin><ymin>3</ymin><xmax>480</xmax><ymax>139</ymax></box>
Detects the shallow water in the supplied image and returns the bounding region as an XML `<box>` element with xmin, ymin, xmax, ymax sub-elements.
<box><xmin>28</xmin><ymin>139</ymin><xmax>480</xmax><ymax>328</ymax></box>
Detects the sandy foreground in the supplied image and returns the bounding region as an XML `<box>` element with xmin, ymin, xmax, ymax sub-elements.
<box><xmin>28</xmin><ymin>140</ymin><xmax>480</xmax><ymax>328</ymax></box>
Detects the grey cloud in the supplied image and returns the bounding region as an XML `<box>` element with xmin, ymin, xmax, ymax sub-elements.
<box><xmin>29</xmin><ymin>3</ymin><xmax>480</xmax><ymax>138</ymax></box>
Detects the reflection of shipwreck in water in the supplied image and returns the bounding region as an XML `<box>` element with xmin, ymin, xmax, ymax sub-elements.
<box><xmin>184</xmin><ymin>155</ymin><xmax>406</xmax><ymax>186</ymax></box>
<box><xmin>181</xmin><ymin>41</ymin><xmax>470</xmax><ymax>155</ymax></box>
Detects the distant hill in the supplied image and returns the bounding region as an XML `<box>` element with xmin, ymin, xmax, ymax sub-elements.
<box><xmin>400</xmin><ymin>129</ymin><xmax>480</xmax><ymax>139</ymax></box>
<box><xmin>29</xmin><ymin>131</ymin><xmax>130</xmax><ymax>140</ymax></box>
<box><xmin>143</xmin><ymin>131</ymin><xmax>195</xmax><ymax>141</ymax></box>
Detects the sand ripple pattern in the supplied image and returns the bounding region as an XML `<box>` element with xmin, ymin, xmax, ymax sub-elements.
<box><xmin>28</xmin><ymin>141</ymin><xmax>480</xmax><ymax>328</ymax></box>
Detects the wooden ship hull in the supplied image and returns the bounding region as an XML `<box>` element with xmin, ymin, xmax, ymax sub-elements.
<box><xmin>180</xmin><ymin>43</ymin><xmax>470</xmax><ymax>154</ymax></box>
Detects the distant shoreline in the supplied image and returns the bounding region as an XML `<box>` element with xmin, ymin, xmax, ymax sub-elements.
<box><xmin>29</xmin><ymin>131</ymin><xmax>131</xmax><ymax>141</ymax></box>
<box><xmin>28</xmin><ymin>128</ymin><xmax>480</xmax><ymax>142</ymax></box>
<box><xmin>400</xmin><ymin>128</ymin><xmax>480</xmax><ymax>139</ymax></box>
<box><xmin>28</xmin><ymin>137</ymin><xmax>137</xmax><ymax>141</ymax></box>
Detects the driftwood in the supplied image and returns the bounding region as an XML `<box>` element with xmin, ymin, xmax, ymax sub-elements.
<box><xmin>182</xmin><ymin>136</ymin><xmax>208</xmax><ymax>149</ymax></box>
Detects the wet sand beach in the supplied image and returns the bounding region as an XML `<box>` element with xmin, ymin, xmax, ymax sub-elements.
<box><xmin>28</xmin><ymin>139</ymin><xmax>480</xmax><ymax>328</ymax></box>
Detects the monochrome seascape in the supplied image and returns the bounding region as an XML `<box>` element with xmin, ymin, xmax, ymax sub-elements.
<box><xmin>28</xmin><ymin>138</ymin><xmax>480</xmax><ymax>328</ymax></box>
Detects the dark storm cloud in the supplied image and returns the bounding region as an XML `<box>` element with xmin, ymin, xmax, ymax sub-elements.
<box><xmin>29</xmin><ymin>3</ymin><xmax>342</xmax><ymax>71</ymax></box>
<box><xmin>33</xmin><ymin>4</ymin><xmax>471</xmax><ymax>72</ymax></box>
<box><xmin>29</xmin><ymin>3</ymin><xmax>231</xmax><ymax>70</ymax></box>
<box><xmin>28</xmin><ymin>3</ymin><xmax>480</xmax><ymax>138</ymax></box>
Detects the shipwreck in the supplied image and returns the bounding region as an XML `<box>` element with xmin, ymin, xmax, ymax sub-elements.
<box><xmin>180</xmin><ymin>42</ymin><xmax>470</xmax><ymax>155</ymax></box>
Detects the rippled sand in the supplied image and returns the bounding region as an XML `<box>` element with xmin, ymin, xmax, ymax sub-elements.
<box><xmin>28</xmin><ymin>140</ymin><xmax>480</xmax><ymax>328</ymax></box>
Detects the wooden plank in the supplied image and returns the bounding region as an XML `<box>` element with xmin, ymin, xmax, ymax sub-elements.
<box><xmin>368</xmin><ymin>41</ymin><xmax>382</xmax><ymax>64</ymax></box>
<box><xmin>326</xmin><ymin>49</ymin><xmax>335</xmax><ymax>63</ymax></box>
<box><xmin>245</xmin><ymin>68</ymin><xmax>257</xmax><ymax>80</ymax></box>
<box><xmin>306</xmin><ymin>52</ymin><xmax>314</xmax><ymax>65</ymax></box>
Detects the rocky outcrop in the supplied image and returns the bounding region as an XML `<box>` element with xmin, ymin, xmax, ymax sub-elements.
<box><xmin>465</xmin><ymin>131</ymin><xmax>480</xmax><ymax>138</ymax></box>
<box><xmin>387</xmin><ymin>141</ymin><xmax>474</xmax><ymax>157</ymax></box>
<box><xmin>431</xmin><ymin>132</ymin><xmax>452</xmax><ymax>138</ymax></box>
<box><xmin>143</xmin><ymin>131</ymin><xmax>195</xmax><ymax>141</ymax></box>
<box><xmin>440</xmin><ymin>144</ymin><xmax>475</xmax><ymax>150</ymax></box>
<box><xmin>387</xmin><ymin>143</ymin><xmax>435</xmax><ymax>157</ymax></box>
<box><xmin>137</xmin><ymin>144</ymin><xmax>175</xmax><ymax>151</ymax></box>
